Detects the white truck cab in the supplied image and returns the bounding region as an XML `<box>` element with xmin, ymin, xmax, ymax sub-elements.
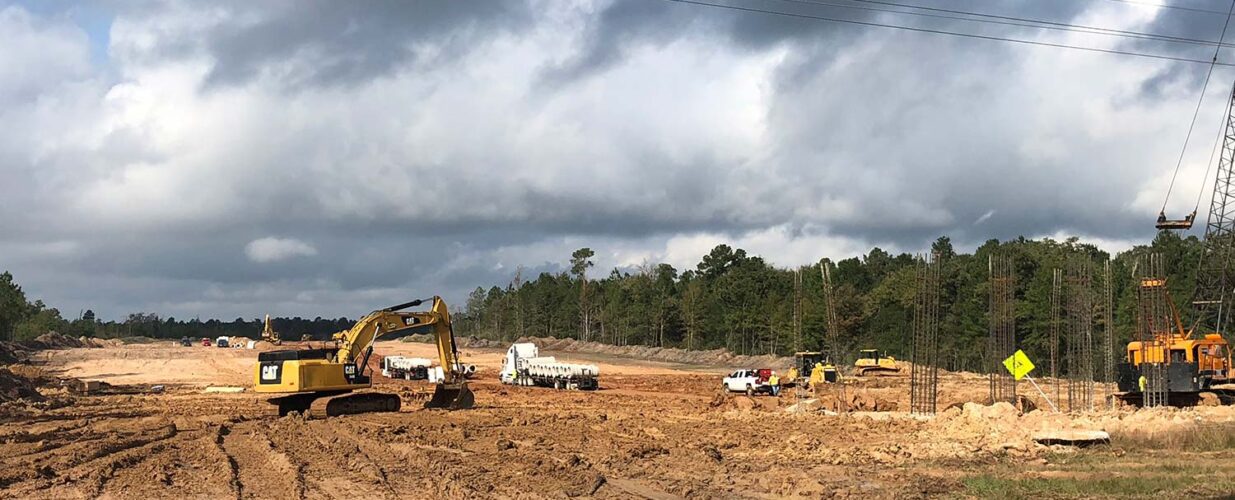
<box><xmin>723</xmin><ymin>369</ymin><xmax>768</xmax><ymax>395</ymax></box>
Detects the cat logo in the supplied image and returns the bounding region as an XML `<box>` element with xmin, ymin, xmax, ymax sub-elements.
<box><xmin>260</xmin><ymin>363</ymin><xmax>282</xmax><ymax>383</ymax></box>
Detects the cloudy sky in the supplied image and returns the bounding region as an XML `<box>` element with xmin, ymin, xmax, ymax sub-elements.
<box><xmin>1</xmin><ymin>0</ymin><xmax>1233</xmax><ymax>320</ymax></box>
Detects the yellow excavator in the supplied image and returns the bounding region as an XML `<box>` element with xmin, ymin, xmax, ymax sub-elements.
<box><xmin>253</xmin><ymin>296</ymin><xmax>474</xmax><ymax>416</ymax></box>
<box><xmin>260</xmin><ymin>314</ymin><xmax>281</xmax><ymax>345</ymax></box>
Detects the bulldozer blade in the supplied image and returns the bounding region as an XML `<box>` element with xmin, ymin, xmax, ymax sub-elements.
<box><xmin>425</xmin><ymin>383</ymin><xmax>474</xmax><ymax>410</ymax></box>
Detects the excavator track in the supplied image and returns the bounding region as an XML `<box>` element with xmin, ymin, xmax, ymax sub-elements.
<box><xmin>268</xmin><ymin>391</ymin><xmax>401</xmax><ymax>417</ymax></box>
<box><xmin>856</xmin><ymin>367</ymin><xmax>902</xmax><ymax>377</ymax></box>
<box><xmin>324</xmin><ymin>392</ymin><xmax>401</xmax><ymax>416</ymax></box>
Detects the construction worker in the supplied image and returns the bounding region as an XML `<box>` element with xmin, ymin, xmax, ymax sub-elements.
<box><xmin>1139</xmin><ymin>374</ymin><xmax>1147</xmax><ymax>393</ymax></box>
<box><xmin>809</xmin><ymin>362</ymin><xmax>825</xmax><ymax>394</ymax></box>
<box><xmin>768</xmin><ymin>372</ymin><xmax>780</xmax><ymax>396</ymax></box>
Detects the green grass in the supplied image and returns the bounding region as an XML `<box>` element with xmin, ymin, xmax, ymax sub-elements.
<box><xmin>1110</xmin><ymin>422</ymin><xmax>1235</xmax><ymax>452</ymax></box>
<box><xmin>962</xmin><ymin>472</ymin><xmax>1222</xmax><ymax>499</ymax></box>
<box><xmin>959</xmin><ymin>442</ymin><xmax>1235</xmax><ymax>499</ymax></box>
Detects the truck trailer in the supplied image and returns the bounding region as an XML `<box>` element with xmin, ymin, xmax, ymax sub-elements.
<box><xmin>381</xmin><ymin>356</ymin><xmax>433</xmax><ymax>380</ymax></box>
<box><xmin>500</xmin><ymin>343</ymin><xmax>599</xmax><ymax>390</ymax></box>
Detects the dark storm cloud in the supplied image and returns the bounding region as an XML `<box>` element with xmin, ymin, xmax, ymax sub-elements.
<box><xmin>542</xmin><ymin>0</ymin><xmax>1111</xmax><ymax>86</ymax></box>
<box><xmin>1121</xmin><ymin>1</ymin><xmax>1233</xmax><ymax>99</ymax></box>
<box><xmin>172</xmin><ymin>1</ymin><xmax>536</xmax><ymax>88</ymax></box>
<box><xmin>543</xmin><ymin>0</ymin><xmax>877</xmax><ymax>84</ymax></box>
<box><xmin>0</xmin><ymin>0</ymin><xmax>1213</xmax><ymax>319</ymax></box>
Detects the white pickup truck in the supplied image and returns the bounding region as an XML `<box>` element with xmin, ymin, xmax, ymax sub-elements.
<box><xmin>722</xmin><ymin>369</ymin><xmax>772</xmax><ymax>396</ymax></box>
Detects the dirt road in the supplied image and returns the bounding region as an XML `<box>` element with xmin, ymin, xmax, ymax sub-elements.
<box><xmin>4</xmin><ymin>342</ymin><xmax>1235</xmax><ymax>498</ymax></box>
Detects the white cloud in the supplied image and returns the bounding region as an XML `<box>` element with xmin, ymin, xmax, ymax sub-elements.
<box><xmin>0</xmin><ymin>1</ymin><xmax>1214</xmax><ymax>319</ymax></box>
<box><xmin>245</xmin><ymin>237</ymin><xmax>318</xmax><ymax>263</ymax></box>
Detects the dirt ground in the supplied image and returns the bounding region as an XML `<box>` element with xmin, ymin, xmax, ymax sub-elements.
<box><xmin>4</xmin><ymin>341</ymin><xmax>1235</xmax><ymax>499</ymax></box>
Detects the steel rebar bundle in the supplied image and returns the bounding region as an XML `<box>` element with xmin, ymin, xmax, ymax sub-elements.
<box><xmin>793</xmin><ymin>269</ymin><xmax>803</xmax><ymax>353</ymax></box>
<box><xmin>1050</xmin><ymin>268</ymin><xmax>1062</xmax><ymax>406</ymax></box>
<box><xmin>1138</xmin><ymin>253</ymin><xmax>1170</xmax><ymax>408</ymax></box>
<box><xmin>910</xmin><ymin>253</ymin><xmax>942</xmax><ymax>415</ymax></box>
<box><xmin>987</xmin><ymin>254</ymin><xmax>1016</xmax><ymax>405</ymax></box>
<box><xmin>1103</xmin><ymin>259</ymin><xmax>1116</xmax><ymax>409</ymax></box>
<box><xmin>1065</xmin><ymin>259</ymin><xmax>1095</xmax><ymax>412</ymax></box>
<box><xmin>820</xmin><ymin>261</ymin><xmax>842</xmax><ymax>366</ymax></box>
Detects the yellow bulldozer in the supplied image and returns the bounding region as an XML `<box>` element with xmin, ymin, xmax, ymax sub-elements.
<box><xmin>854</xmin><ymin>349</ymin><xmax>900</xmax><ymax>376</ymax></box>
<box><xmin>253</xmin><ymin>296</ymin><xmax>474</xmax><ymax>416</ymax></box>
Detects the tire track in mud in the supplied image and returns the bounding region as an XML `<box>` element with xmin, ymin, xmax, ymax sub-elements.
<box><xmin>8</xmin><ymin>409</ymin><xmax>154</xmax><ymax>424</ymax></box>
<box><xmin>0</xmin><ymin>425</ymin><xmax>106</xmax><ymax>460</ymax></box>
<box><xmin>257</xmin><ymin>416</ymin><xmax>411</xmax><ymax>499</ymax></box>
<box><xmin>263</xmin><ymin>418</ymin><xmax>363</xmax><ymax>499</ymax></box>
<box><xmin>83</xmin><ymin>440</ymin><xmax>171</xmax><ymax>498</ymax></box>
<box><xmin>328</xmin><ymin>423</ymin><xmax>431</xmax><ymax>496</ymax></box>
<box><xmin>0</xmin><ymin>420</ymin><xmax>92</xmax><ymax>443</ymax></box>
<box><xmin>0</xmin><ymin>422</ymin><xmax>179</xmax><ymax>495</ymax></box>
<box><xmin>212</xmin><ymin>423</ymin><xmax>243</xmax><ymax>499</ymax></box>
<box><xmin>219</xmin><ymin>421</ymin><xmax>305</xmax><ymax>499</ymax></box>
<box><xmin>306</xmin><ymin>425</ymin><xmax>397</xmax><ymax>498</ymax></box>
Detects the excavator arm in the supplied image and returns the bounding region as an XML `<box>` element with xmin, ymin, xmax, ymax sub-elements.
<box><xmin>331</xmin><ymin>296</ymin><xmax>469</xmax><ymax>388</ymax></box>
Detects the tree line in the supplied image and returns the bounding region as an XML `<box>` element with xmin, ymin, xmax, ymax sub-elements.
<box><xmin>454</xmin><ymin>232</ymin><xmax>1204</xmax><ymax>372</ymax></box>
<box><xmin>0</xmin><ymin>230</ymin><xmax>1207</xmax><ymax>373</ymax></box>
<box><xmin>0</xmin><ymin>272</ymin><xmax>355</xmax><ymax>342</ymax></box>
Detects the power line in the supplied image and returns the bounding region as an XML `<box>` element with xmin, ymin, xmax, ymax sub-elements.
<box><xmin>832</xmin><ymin>0</ymin><xmax>1232</xmax><ymax>47</ymax></box>
<box><xmin>1095</xmin><ymin>0</ymin><xmax>1230</xmax><ymax>15</ymax></box>
<box><xmin>663</xmin><ymin>0</ymin><xmax>1235</xmax><ymax>66</ymax></box>
<box><xmin>1162</xmin><ymin>0</ymin><xmax>1235</xmax><ymax>213</ymax></box>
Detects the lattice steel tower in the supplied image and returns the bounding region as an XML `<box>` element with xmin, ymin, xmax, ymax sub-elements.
<box><xmin>1194</xmin><ymin>83</ymin><xmax>1235</xmax><ymax>335</ymax></box>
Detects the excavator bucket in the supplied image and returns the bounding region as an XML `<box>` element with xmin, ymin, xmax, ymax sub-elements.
<box><xmin>425</xmin><ymin>382</ymin><xmax>474</xmax><ymax>410</ymax></box>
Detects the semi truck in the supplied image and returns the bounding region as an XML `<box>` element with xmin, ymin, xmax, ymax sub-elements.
<box><xmin>500</xmin><ymin>343</ymin><xmax>599</xmax><ymax>390</ymax></box>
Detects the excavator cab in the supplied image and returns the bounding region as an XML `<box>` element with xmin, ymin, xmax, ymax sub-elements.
<box><xmin>1156</xmin><ymin>210</ymin><xmax>1196</xmax><ymax>230</ymax></box>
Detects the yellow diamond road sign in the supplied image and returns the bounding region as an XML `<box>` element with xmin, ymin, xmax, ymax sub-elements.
<box><xmin>1003</xmin><ymin>350</ymin><xmax>1035</xmax><ymax>381</ymax></box>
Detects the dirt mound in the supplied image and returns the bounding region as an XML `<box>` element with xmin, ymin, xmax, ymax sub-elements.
<box><xmin>79</xmin><ymin>336</ymin><xmax>123</xmax><ymax>348</ymax></box>
<box><xmin>808</xmin><ymin>388</ymin><xmax>898</xmax><ymax>412</ymax></box>
<box><xmin>114</xmin><ymin>336</ymin><xmax>159</xmax><ymax>344</ymax></box>
<box><xmin>0</xmin><ymin>342</ymin><xmax>27</xmax><ymax>364</ymax></box>
<box><xmin>31</xmin><ymin>332</ymin><xmax>86</xmax><ymax>349</ymax></box>
<box><xmin>0</xmin><ymin>368</ymin><xmax>44</xmax><ymax>403</ymax></box>
<box><xmin>518</xmin><ymin>336</ymin><xmax>791</xmax><ymax>368</ymax></box>
<box><xmin>402</xmin><ymin>334</ymin><xmax>791</xmax><ymax>368</ymax></box>
<box><xmin>6</xmin><ymin>364</ymin><xmax>48</xmax><ymax>382</ymax></box>
<box><xmin>400</xmin><ymin>334</ymin><xmax>503</xmax><ymax>349</ymax></box>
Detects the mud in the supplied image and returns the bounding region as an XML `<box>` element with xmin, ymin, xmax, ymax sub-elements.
<box><xmin>2</xmin><ymin>342</ymin><xmax>1234</xmax><ymax>498</ymax></box>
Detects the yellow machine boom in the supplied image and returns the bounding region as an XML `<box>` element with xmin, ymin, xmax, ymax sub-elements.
<box><xmin>260</xmin><ymin>314</ymin><xmax>281</xmax><ymax>345</ymax></box>
<box><xmin>253</xmin><ymin>296</ymin><xmax>474</xmax><ymax>416</ymax></box>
